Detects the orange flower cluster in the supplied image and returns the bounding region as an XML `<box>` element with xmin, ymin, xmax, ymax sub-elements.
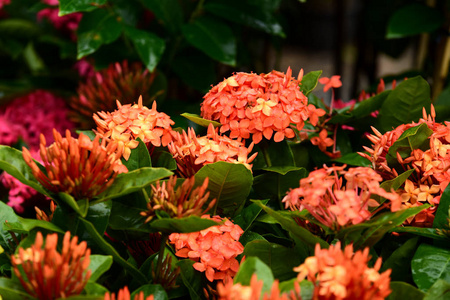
<box><xmin>168</xmin><ymin>124</ymin><xmax>257</xmax><ymax>178</ymax></box>
<box><xmin>104</xmin><ymin>286</ymin><xmax>154</xmax><ymax>300</ymax></box>
<box><xmin>201</xmin><ymin>68</ymin><xmax>322</xmax><ymax>144</ymax></box>
<box><xmin>169</xmin><ymin>215</ymin><xmax>244</xmax><ymax>283</ymax></box>
<box><xmin>23</xmin><ymin>130</ymin><xmax>126</xmax><ymax>200</ymax></box>
<box><xmin>283</xmin><ymin>165</ymin><xmax>401</xmax><ymax>230</ymax></box>
<box><xmin>217</xmin><ymin>274</ymin><xmax>302</xmax><ymax>300</ymax></box>
<box><xmin>11</xmin><ymin>231</ymin><xmax>91</xmax><ymax>299</ymax></box>
<box><xmin>94</xmin><ymin>96</ymin><xmax>175</xmax><ymax>160</ymax></box>
<box><xmin>360</xmin><ymin>106</ymin><xmax>448</xmax><ymax>226</ymax></box>
<box><xmin>295</xmin><ymin>243</ymin><xmax>391</xmax><ymax>300</ymax></box>
<box><xmin>70</xmin><ymin>60</ymin><xmax>159</xmax><ymax>129</ymax></box>
<box><xmin>141</xmin><ymin>176</ymin><xmax>215</xmax><ymax>222</ymax></box>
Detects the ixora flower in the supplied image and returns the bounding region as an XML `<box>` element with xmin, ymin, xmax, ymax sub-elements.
<box><xmin>168</xmin><ymin>123</ymin><xmax>258</xmax><ymax>178</ymax></box>
<box><xmin>201</xmin><ymin>68</ymin><xmax>323</xmax><ymax>144</ymax></box>
<box><xmin>141</xmin><ymin>176</ymin><xmax>215</xmax><ymax>222</ymax></box>
<box><xmin>22</xmin><ymin>129</ymin><xmax>127</xmax><ymax>200</ymax></box>
<box><xmin>217</xmin><ymin>273</ymin><xmax>302</xmax><ymax>300</ymax></box>
<box><xmin>94</xmin><ymin>96</ymin><xmax>175</xmax><ymax>161</ymax></box>
<box><xmin>319</xmin><ymin>75</ymin><xmax>342</xmax><ymax>92</ymax></box>
<box><xmin>360</xmin><ymin>106</ymin><xmax>448</xmax><ymax>226</ymax></box>
<box><xmin>11</xmin><ymin>231</ymin><xmax>91</xmax><ymax>299</ymax></box>
<box><xmin>169</xmin><ymin>215</ymin><xmax>244</xmax><ymax>283</ymax></box>
<box><xmin>295</xmin><ymin>242</ymin><xmax>391</xmax><ymax>300</ymax></box>
<box><xmin>283</xmin><ymin>165</ymin><xmax>401</xmax><ymax>230</ymax></box>
<box><xmin>71</xmin><ymin>60</ymin><xmax>159</xmax><ymax>129</ymax></box>
<box><xmin>104</xmin><ymin>286</ymin><xmax>154</xmax><ymax>300</ymax></box>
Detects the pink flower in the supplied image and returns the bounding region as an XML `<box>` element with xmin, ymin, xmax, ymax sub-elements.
<box><xmin>37</xmin><ymin>0</ymin><xmax>82</xmax><ymax>38</ymax></box>
<box><xmin>0</xmin><ymin>114</ymin><xmax>22</xmax><ymax>146</ymax></box>
<box><xmin>0</xmin><ymin>0</ymin><xmax>10</xmax><ymax>10</ymax></box>
<box><xmin>319</xmin><ymin>75</ymin><xmax>342</xmax><ymax>92</ymax></box>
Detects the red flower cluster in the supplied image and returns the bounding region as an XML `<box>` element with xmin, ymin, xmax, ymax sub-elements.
<box><xmin>169</xmin><ymin>215</ymin><xmax>244</xmax><ymax>283</ymax></box>
<box><xmin>201</xmin><ymin>68</ymin><xmax>322</xmax><ymax>144</ymax></box>
<box><xmin>295</xmin><ymin>242</ymin><xmax>391</xmax><ymax>300</ymax></box>
<box><xmin>168</xmin><ymin>124</ymin><xmax>257</xmax><ymax>178</ymax></box>
<box><xmin>283</xmin><ymin>165</ymin><xmax>401</xmax><ymax>230</ymax></box>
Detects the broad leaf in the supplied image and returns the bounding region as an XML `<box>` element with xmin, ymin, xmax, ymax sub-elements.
<box><xmin>88</xmin><ymin>255</ymin><xmax>113</xmax><ymax>282</ymax></box>
<box><xmin>132</xmin><ymin>284</ymin><xmax>168</xmax><ymax>300</ymax></box>
<box><xmin>412</xmin><ymin>243</ymin><xmax>450</xmax><ymax>291</ymax></box>
<box><xmin>433</xmin><ymin>184</ymin><xmax>450</xmax><ymax>229</ymax></box>
<box><xmin>333</xmin><ymin>152</ymin><xmax>372</xmax><ymax>167</ymax></box>
<box><xmin>0</xmin><ymin>277</ymin><xmax>35</xmax><ymax>300</ymax></box>
<box><xmin>141</xmin><ymin>0</ymin><xmax>183</xmax><ymax>35</ymax></box>
<box><xmin>391</xmin><ymin>226</ymin><xmax>448</xmax><ymax>241</ymax></box>
<box><xmin>300</xmin><ymin>70</ymin><xmax>322</xmax><ymax>96</ymax></box>
<box><xmin>253</xmin><ymin>168</ymin><xmax>307</xmax><ymax>202</ymax></box>
<box><xmin>150</xmin><ymin>216</ymin><xmax>220</xmax><ymax>234</ymax></box>
<box><xmin>234</xmin><ymin>257</ymin><xmax>274</xmax><ymax>294</ymax></box>
<box><xmin>253</xmin><ymin>140</ymin><xmax>295</xmax><ymax>170</ymax></box>
<box><xmin>109</xmin><ymin>201</ymin><xmax>152</xmax><ymax>232</ymax></box>
<box><xmin>423</xmin><ymin>279</ymin><xmax>450</xmax><ymax>300</ymax></box>
<box><xmin>151</xmin><ymin>150</ymin><xmax>177</xmax><ymax>171</ymax></box>
<box><xmin>181</xmin><ymin>113</ymin><xmax>221</xmax><ymax>128</ymax></box>
<box><xmin>59</xmin><ymin>0</ymin><xmax>106</xmax><ymax>15</ymax></box>
<box><xmin>234</xmin><ymin>200</ymin><xmax>268</xmax><ymax>232</ymax></box>
<box><xmin>177</xmin><ymin>260</ymin><xmax>205</xmax><ymax>300</ymax></box>
<box><xmin>381</xmin><ymin>169</ymin><xmax>415</xmax><ymax>193</ymax></box>
<box><xmin>388</xmin><ymin>282</ymin><xmax>425</xmax><ymax>300</ymax></box>
<box><xmin>122</xmin><ymin>138</ymin><xmax>151</xmax><ymax>171</ymax></box>
<box><xmin>381</xmin><ymin>237</ymin><xmax>419</xmax><ymax>281</ymax></box>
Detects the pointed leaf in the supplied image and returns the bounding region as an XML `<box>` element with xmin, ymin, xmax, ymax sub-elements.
<box><xmin>300</xmin><ymin>70</ymin><xmax>322</xmax><ymax>96</ymax></box>
<box><xmin>423</xmin><ymin>279</ymin><xmax>450</xmax><ymax>300</ymax></box>
<box><xmin>109</xmin><ymin>201</ymin><xmax>152</xmax><ymax>232</ymax></box>
<box><xmin>234</xmin><ymin>200</ymin><xmax>268</xmax><ymax>232</ymax></box>
<box><xmin>59</xmin><ymin>0</ymin><xmax>106</xmax><ymax>15</ymax></box>
<box><xmin>88</xmin><ymin>255</ymin><xmax>113</xmax><ymax>282</ymax></box>
<box><xmin>0</xmin><ymin>278</ymin><xmax>35</xmax><ymax>300</ymax></box>
<box><xmin>234</xmin><ymin>257</ymin><xmax>274</xmax><ymax>294</ymax></box>
<box><xmin>151</xmin><ymin>150</ymin><xmax>177</xmax><ymax>171</ymax></box>
<box><xmin>381</xmin><ymin>237</ymin><xmax>419</xmax><ymax>281</ymax></box>
<box><xmin>390</xmin><ymin>226</ymin><xmax>448</xmax><ymax>241</ymax></box>
<box><xmin>388</xmin><ymin>282</ymin><xmax>425</xmax><ymax>300</ymax></box>
<box><xmin>412</xmin><ymin>243</ymin><xmax>450</xmax><ymax>291</ymax></box>
<box><xmin>253</xmin><ymin>168</ymin><xmax>307</xmax><ymax>202</ymax></box>
<box><xmin>141</xmin><ymin>0</ymin><xmax>183</xmax><ymax>35</ymax></box>
<box><xmin>181</xmin><ymin>113</ymin><xmax>221</xmax><ymax>128</ymax></box>
<box><xmin>433</xmin><ymin>184</ymin><xmax>450</xmax><ymax>229</ymax></box>
<box><xmin>150</xmin><ymin>216</ymin><xmax>220</xmax><ymax>234</ymax></box>
<box><xmin>177</xmin><ymin>260</ymin><xmax>205</xmax><ymax>300</ymax></box>
<box><xmin>132</xmin><ymin>284</ymin><xmax>168</xmax><ymax>300</ymax></box>
<box><xmin>333</xmin><ymin>152</ymin><xmax>372</xmax><ymax>167</ymax></box>
<box><xmin>122</xmin><ymin>138</ymin><xmax>151</xmax><ymax>171</ymax></box>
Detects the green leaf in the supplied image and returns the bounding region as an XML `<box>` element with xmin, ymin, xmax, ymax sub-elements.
<box><xmin>78</xmin><ymin>218</ymin><xmax>148</xmax><ymax>285</ymax></box>
<box><xmin>132</xmin><ymin>284</ymin><xmax>168</xmax><ymax>300</ymax></box>
<box><xmin>177</xmin><ymin>260</ymin><xmax>205</xmax><ymax>300</ymax></box>
<box><xmin>150</xmin><ymin>216</ymin><xmax>220</xmax><ymax>234</ymax></box>
<box><xmin>423</xmin><ymin>279</ymin><xmax>450</xmax><ymax>300</ymax></box>
<box><xmin>433</xmin><ymin>184</ymin><xmax>450</xmax><ymax>229</ymax></box>
<box><xmin>234</xmin><ymin>200</ymin><xmax>268</xmax><ymax>232</ymax></box>
<box><xmin>300</xmin><ymin>70</ymin><xmax>322</xmax><ymax>96</ymax></box>
<box><xmin>122</xmin><ymin>138</ymin><xmax>151</xmax><ymax>171</ymax></box>
<box><xmin>381</xmin><ymin>169</ymin><xmax>415</xmax><ymax>193</ymax></box>
<box><xmin>0</xmin><ymin>277</ymin><xmax>35</xmax><ymax>300</ymax></box>
<box><xmin>59</xmin><ymin>0</ymin><xmax>107</xmax><ymax>15</ymax></box>
<box><xmin>77</xmin><ymin>9</ymin><xmax>123</xmax><ymax>59</ymax></box>
<box><xmin>54</xmin><ymin>193</ymin><xmax>89</xmax><ymax>217</ymax></box>
<box><xmin>141</xmin><ymin>0</ymin><xmax>183</xmax><ymax>35</ymax></box>
<box><xmin>181</xmin><ymin>113</ymin><xmax>221</xmax><ymax>128</ymax></box>
<box><xmin>3</xmin><ymin>216</ymin><xmax>64</xmax><ymax>235</ymax></box>
<box><xmin>93</xmin><ymin>167</ymin><xmax>173</xmax><ymax>203</ymax></box>
<box><xmin>124</xmin><ymin>26</ymin><xmax>165</xmax><ymax>72</ymax></box>
<box><xmin>253</xmin><ymin>200</ymin><xmax>328</xmax><ymax>248</ymax></box>
<box><xmin>412</xmin><ymin>243</ymin><xmax>450</xmax><ymax>291</ymax></box>
<box><xmin>386</xmin><ymin>123</ymin><xmax>432</xmax><ymax>168</ymax></box>
<box><xmin>390</xmin><ymin>226</ymin><xmax>448</xmax><ymax>241</ymax></box>
<box><xmin>234</xmin><ymin>257</ymin><xmax>274</xmax><ymax>294</ymax></box>
<box><xmin>83</xmin><ymin>282</ymin><xmax>109</xmax><ymax>296</ymax></box>
<box><xmin>182</xmin><ymin>16</ymin><xmax>236</xmax><ymax>66</ymax></box>
<box><xmin>387</xmin><ymin>4</ymin><xmax>444</xmax><ymax>39</ymax></box>
<box><xmin>253</xmin><ymin>168</ymin><xmax>307</xmax><ymax>202</ymax></box>
<box><xmin>333</xmin><ymin>152</ymin><xmax>372</xmax><ymax>167</ymax></box>
<box><xmin>279</xmin><ymin>279</ymin><xmax>314</xmax><ymax>300</ymax></box>
<box><xmin>203</xmin><ymin>0</ymin><xmax>285</xmax><ymax>37</ymax></box>
<box><xmin>0</xmin><ymin>202</ymin><xmax>20</xmax><ymax>251</ymax></box>
<box><xmin>109</xmin><ymin>202</ymin><xmax>151</xmax><ymax>232</ymax></box>
<box><xmin>388</xmin><ymin>282</ymin><xmax>425</xmax><ymax>300</ymax></box>
<box><xmin>253</xmin><ymin>140</ymin><xmax>295</xmax><ymax>170</ymax></box>
<box><xmin>0</xmin><ymin>145</ymin><xmax>47</xmax><ymax>195</ymax></box>
<box><xmin>381</xmin><ymin>237</ymin><xmax>419</xmax><ymax>281</ymax></box>
<box><xmin>88</xmin><ymin>255</ymin><xmax>113</xmax><ymax>282</ymax></box>
<box><xmin>378</xmin><ymin>77</ymin><xmax>431</xmax><ymax>133</ymax></box>
<box><xmin>151</xmin><ymin>150</ymin><xmax>177</xmax><ymax>171</ymax></box>
<box><xmin>194</xmin><ymin>162</ymin><xmax>253</xmax><ymax>217</ymax></box>
<box><xmin>172</xmin><ymin>51</ymin><xmax>216</xmax><ymax>93</ymax></box>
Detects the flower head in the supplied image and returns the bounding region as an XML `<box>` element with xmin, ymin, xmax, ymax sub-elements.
<box><xmin>201</xmin><ymin>68</ymin><xmax>319</xmax><ymax>144</ymax></box>
<box><xmin>94</xmin><ymin>96</ymin><xmax>175</xmax><ymax>160</ymax></box>
<box><xmin>319</xmin><ymin>75</ymin><xmax>342</xmax><ymax>92</ymax></box>
<box><xmin>294</xmin><ymin>242</ymin><xmax>391</xmax><ymax>300</ymax></box>
<box><xmin>283</xmin><ymin>165</ymin><xmax>401</xmax><ymax>230</ymax></box>
<box><xmin>37</xmin><ymin>0</ymin><xmax>82</xmax><ymax>38</ymax></box>
<box><xmin>71</xmin><ymin>60</ymin><xmax>160</xmax><ymax>129</ymax></box>
<box><xmin>104</xmin><ymin>286</ymin><xmax>154</xmax><ymax>300</ymax></box>
<box><xmin>11</xmin><ymin>231</ymin><xmax>91</xmax><ymax>299</ymax></box>
<box><xmin>169</xmin><ymin>215</ymin><xmax>244</xmax><ymax>283</ymax></box>
<box><xmin>141</xmin><ymin>176</ymin><xmax>215</xmax><ymax>222</ymax></box>
<box><xmin>22</xmin><ymin>129</ymin><xmax>126</xmax><ymax>200</ymax></box>
<box><xmin>168</xmin><ymin>123</ymin><xmax>257</xmax><ymax>178</ymax></box>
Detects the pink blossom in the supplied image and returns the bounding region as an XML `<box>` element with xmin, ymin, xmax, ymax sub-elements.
<box><xmin>0</xmin><ymin>0</ymin><xmax>10</xmax><ymax>10</ymax></box>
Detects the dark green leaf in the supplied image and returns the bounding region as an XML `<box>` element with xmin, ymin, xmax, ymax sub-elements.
<box><xmin>381</xmin><ymin>169</ymin><xmax>415</xmax><ymax>193</ymax></box>
<box><xmin>279</xmin><ymin>280</ymin><xmax>313</xmax><ymax>300</ymax></box>
<box><xmin>77</xmin><ymin>9</ymin><xmax>123</xmax><ymax>59</ymax></box>
<box><xmin>234</xmin><ymin>200</ymin><xmax>268</xmax><ymax>232</ymax></box>
<box><xmin>132</xmin><ymin>284</ymin><xmax>168</xmax><ymax>300</ymax></box>
<box><xmin>387</xmin><ymin>4</ymin><xmax>444</xmax><ymax>39</ymax></box>
<box><xmin>88</xmin><ymin>255</ymin><xmax>113</xmax><ymax>282</ymax></box>
<box><xmin>141</xmin><ymin>0</ymin><xmax>183</xmax><ymax>35</ymax></box>
<box><xmin>151</xmin><ymin>150</ymin><xmax>177</xmax><ymax>171</ymax></box>
<box><xmin>181</xmin><ymin>113</ymin><xmax>221</xmax><ymax>128</ymax></box>
<box><xmin>388</xmin><ymin>282</ymin><xmax>425</xmax><ymax>300</ymax></box>
<box><xmin>177</xmin><ymin>260</ymin><xmax>205</xmax><ymax>300</ymax></box>
<box><xmin>122</xmin><ymin>138</ymin><xmax>151</xmax><ymax>171</ymax></box>
<box><xmin>423</xmin><ymin>279</ymin><xmax>450</xmax><ymax>300</ymax></box>
<box><xmin>182</xmin><ymin>16</ymin><xmax>236</xmax><ymax>66</ymax></box>
<box><xmin>84</xmin><ymin>282</ymin><xmax>109</xmax><ymax>296</ymax></box>
<box><xmin>54</xmin><ymin>193</ymin><xmax>89</xmax><ymax>217</ymax></box>
<box><xmin>0</xmin><ymin>202</ymin><xmax>20</xmax><ymax>252</ymax></box>
<box><xmin>390</xmin><ymin>226</ymin><xmax>448</xmax><ymax>241</ymax></box>
<box><xmin>150</xmin><ymin>216</ymin><xmax>220</xmax><ymax>234</ymax></box>
<box><xmin>124</xmin><ymin>26</ymin><xmax>165</xmax><ymax>72</ymax></box>
<box><xmin>0</xmin><ymin>277</ymin><xmax>35</xmax><ymax>300</ymax></box>
<box><xmin>333</xmin><ymin>152</ymin><xmax>372</xmax><ymax>167</ymax></box>
<box><xmin>253</xmin><ymin>168</ymin><xmax>307</xmax><ymax>202</ymax></box>
<box><xmin>3</xmin><ymin>215</ymin><xmax>64</xmax><ymax>235</ymax></box>
<box><xmin>378</xmin><ymin>77</ymin><xmax>431</xmax><ymax>133</ymax></box>
<box><xmin>300</xmin><ymin>70</ymin><xmax>322</xmax><ymax>96</ymax></box>
<box><xmin>253</xmin><ymin>140</ymin><xmax>295</xmax><ymax>170</ymax></box>
<box><xmin>234</xmin><ymin>257</ymin><xmax>274</xmax><ymax>294</ymax></box>
<box><xmin>172</xmin><ymin>51</ymin><xmax>216</xmax><ymax>93</ymax></box>
<box><xmin>381</xmin><ymin>237</ymin><xmax>419</xmax><ymax>281</ymax></box>
<box><xmin>433</xmin><ymin>184</ymin><xmax>450</xmax><ymax>229</ymax></box>
<box><xmin>59</xmin><ymin>0</ymin><xmax>106</xmax><ymax>15</ymax></box>
<box><xmin>76</xmin><ymin>130</ymin><xmax>97</xmax><ymax>141</ymax></box>
<box><xmin>412</xmin><ymin>243</ymin><xmax>450</xmax><ymax>291</ymax></box>
<box><xmin>93</xmin><ymin>167</ymin><xmax>173</xmax><ymax>203</ymax></box>
<box><xmin>77</xmin><ymin>201</ymin><xmax>112</xmax><ymax>250</ymax></box>
<box><xmin>194</xmin><ymin>162</ymin><xmax>253</xmax><ymax>217</ymax></box>
<box><xmin>109</xmin><ymin>201</ymin><xmax>152</xmax><ymax>232</ymax></box>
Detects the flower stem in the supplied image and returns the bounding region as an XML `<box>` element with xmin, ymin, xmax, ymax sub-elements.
<box><xmin>156</xmin><ymin>234</ymin><xmax>169</xmax><ymax>278</ymax></box>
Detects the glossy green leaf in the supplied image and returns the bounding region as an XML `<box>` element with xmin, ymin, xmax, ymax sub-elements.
<box><xmin>253</xmin><ymin>200</ymin><xmax>328</xmax><ymax>248</ymax></box>
<box><xmin>381</xmin><ymin>169</ymin><xmax>415</xmax><ymax>193</ymax></box>
<box><xmin>141</xmin><ymin>0</ymin><xmax>183</xmax><ymax>35</ymax></box>
<box><xmin>423</xmin><ymin>279</ymin><xmax>450</xmax><ymax>300</ymax></box>
<box><xmin>76</xmin><ymin>130</ymin><xmax>97</xmax><ymax>141</ymax></box>
<box><xmin>234</xmin><ymin>200</ymin><xmax>268</xmax><ymax>232</ymax></box>
<box><xmin>88</xmin><ymin>255</ymin><xmax>113</xmax><ymax>282</ymax></box>
<box><xmin>0</xmin><ymin>145</ymin><xmax>47</xmax><ymax>195</ymax></box>
<box><xmin>381</xmin><ymin>237</ymin><xmax>419</xmax><ymax>281</ymax></box>
<box><xmin>0</xmin><ymin>277</ymin><xmax>35</xmax><ymax>300</ymax></box>
<box><xmin>3</xmin><ymin>215</ymin><xmax>64</xmax><ymax>235</ymax></box>
<box><xmin>55</xmin><ymin>193</ymin><xmax>89</xmax><ymax>217</ymax></box>
<box><xmin>182</xmin><ymin>16</ymin><xmax>236</xmax><ymax>66</ymax></box>
<box><xmin>333</xmin><ymin>152</ymin><xmax>372</xmax><ymax>167</ymax></box>
<box><xmin>83</xmin><ymin>282</ymin><xmax>109</xmax><ymax>296</ymax></box>
<box><xmin>177</xmin><ymin>260</ymin><xmax>205</xmax><ymax>300</ymax></box>
<box><xmin>412</xmin><ymin>243</ymin><xmax>450</xmax><ymax>291</ymax></box>
<box><xmin>59</xmin><ymin>0</ymin><xmax>106</xmax><ymax>15</ymax></box>
<box><xmin>77</xmin><ymin>9</ymin><xmax>123</xmax><ymax>59</ymax></box>
<box><xmin>0</xmin><ymin>202</ymin><xmax>20</xmax><ymax>252</ymax></box>
<box><xmin>390</xmin><ymin>226</ymin><xmax>448</xmax><ymax>241</ymax></box>
<box><xmin>253</xmin><ymin>140</ymin><xmax>295</xmax><ymax>170</ymax></box>
<box><xmin>151</xmin><ymin>150</ymin><xmax>177</xmax><ymax>171</ymax></box>
<box><xmin>122</xmin><ymin>138</ymin><xmax>151</xmax><ymax>171</ymax></box>
<box><xmin>387</xmin><ymin>4</ymin><xmax>444</xmax><ymax>39</ymax></box>
<box><xmin>386</xmin><ymin>123</ymin><xmax>432</xmax><ymax>168</ymax></box>
<box><xmin>378</xmin><ymin>77</ymin><xmax>431</xmax><ymax>133</ymax></box>
<box><xmin>300</xmin><ymin>70</ymin><xmax>322</xmax><ymax>96</ymax></box>
<box><xmin>433</xmin><ymin>184</ymin><xmax>450</xmax><ymax>229</ymax></box>
<box><xmin>124</xmin><ymin>26</ymin><xmax>165</xmax><ymax>72</ymax></box>
<box><xmin>77</xmin><ymin>201</ymin><xmax>112</xmax><ymax>251</ymax></box>
<box><xmin>388</xmin><ymin>282</ymin><xmax>425</xmax><ymax>300</ymax></box>
<box><xmin>78</xmin><ymin>218</ymin><xmax>148</xmax><ymax>285</ymax></box>
<box><xmin>194</xmin><ymin>162</ymin><xmax>253</xmax><ymax>217</ymax></box>
<box><xmin>109</xmin><ymin>201</ymin><xmax>152</xmax><ymax>232</ymax></box>
<box><xmin>253</xmin><ymin>168</ymin><xmax>307</xmax><ymax>202</ymax></box>
<box><xmin>204</xmin><ymin>0</ymin><xmax>285</xmax><ymax>37</ymax></box>
<box><xmin>279</xmin><ymin>279</ymin><xmax>314</xmax><ymax>300</ymax></box>
<box><xmin>181</xmin><ymin>113</ymin><xmax>221</xmax><ymax>128</ymax></box>
<box><xmin>93</xmin><ymin>167</ymin><xmax>173</xmax><ymax>203</ymax></box>
<box><xmin>132</xmin><ymin>284</ymin><xmax>168</xmax><ymax>300</ymax></box>
<box><xmin>234</xmin><ymin>257</ymin><xmax>274</xmax><ymax>294</ymax></box>
<box><xmin>150</xmin><ymin>216</ymin><xmax>220</xmax><ymax>234</ymax></box>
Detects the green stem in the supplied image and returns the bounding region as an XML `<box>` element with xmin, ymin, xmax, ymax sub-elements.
<box><xmin>156</xmin><ymin>234</ymin><xmax>169</xmax><ymax>279</ymax></box>
<box><xmin>260</xmin><ymin>142</ymin><xmax>272</xmax><ymax>167</ymax></box>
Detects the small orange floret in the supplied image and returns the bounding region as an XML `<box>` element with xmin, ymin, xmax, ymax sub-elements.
<box><xmin>104</xmin><ymin>286</ymin><xmax>154</xmax><ymax>300</ymax></box>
